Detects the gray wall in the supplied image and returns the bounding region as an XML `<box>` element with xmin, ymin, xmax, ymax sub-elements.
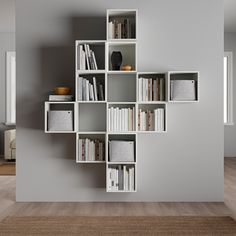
<box><xmin>224</xmin><ymin>32</ymin><xmax>236</xmax><ymax>157</ymax></box>
<box><xmin>16</xmin><ymin>0</ymin><xmax>224</xmax><ymax>201</ymax></box>
<box><xmin>0</xmin><ymin>32</ymin><xmax>15</xmax><ymax>156</ymax></box>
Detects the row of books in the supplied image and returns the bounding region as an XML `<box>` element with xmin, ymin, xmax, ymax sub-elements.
<box><xmin>108</xmin><ymin>107</ymin><xmax>135</xmax><ymax>132</ymax></box>
<box><xmin>107</xmin><ymin>165</ymin><xmax>135</xmax><ymax>191</ymax></box>
<box><xmin>78</xmin><ymin>77</ymin><xmax>104</xmax><ymax>101</ymax></box>
<box><xmin>78</xmin><ymin>138</ymin><xmax>105</xmax><ymax>161</ymax></box>
<box><xmin>138</xmin><ymin>77</ymin><xmax>165</xmax><ymax>101</ymax></box>
<box><xmin>78</xmin><ymin>44</ymin><xmax>98</xmax><ymax>70</ymax></box>
<box><xmin>138</xmin><ymin>108</ymin><xmax>165</xmax><ymax>132</ymax></box>
<box><xmin>108</xmin><ymin>19</ymin><xmax>134</xmax><ymax>39</ymax></box>
<box><xmin>49</xmin><ymin>95</ymin><xmax>73</xmax><ymax>101</ymax></box>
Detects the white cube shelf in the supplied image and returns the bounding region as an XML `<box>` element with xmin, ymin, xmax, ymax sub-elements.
<box><xmin>168</xmin><ymin>71</ymin><xmax>199</xmax><ymax>102</ymax></box>
<box><xmin>107</xmin><ymin>42</ymin><xmax>137</xmax><ymax>72</ymax></box>
<box><xmin>107</xmin><ymin>9</ymin><xmax>137</xmax><ymax>41</ymax></box>
<box><xmin>45</xmin><ymin>102</ymin><xmax>77</xmax><ymax>133</ymax></box>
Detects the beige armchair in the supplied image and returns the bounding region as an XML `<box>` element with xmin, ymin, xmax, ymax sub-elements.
<box><xmin>4</xmin><ymin>129</ymin><xmax>16</xmax><ymax>160</ymax></box>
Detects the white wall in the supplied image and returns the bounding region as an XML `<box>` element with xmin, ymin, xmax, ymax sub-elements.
<box><xmin>224</xmin><ymin>32</ymin><xmax>236</xmax><ymax>157</ymax></box>
<box><xmin>16</xmin><ymin>0</ymin><xmax>224</xmax><ymax>201</ymax></box>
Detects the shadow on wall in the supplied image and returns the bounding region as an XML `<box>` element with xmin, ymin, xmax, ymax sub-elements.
<box><xmin>18</xmin><ymin>16</ymin><xmax>107</xmax><ymax>188</ymax></box>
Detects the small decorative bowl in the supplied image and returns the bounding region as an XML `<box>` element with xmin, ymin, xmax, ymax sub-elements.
<box><xmin>54</xmin><ymin>87</ymin><xmax>71</xmax><ymax>95</ymax></box>
<box><xmin>121</xmin><ymin>64</ymin><xmax>132</xmax><ymax>71</ymax></box>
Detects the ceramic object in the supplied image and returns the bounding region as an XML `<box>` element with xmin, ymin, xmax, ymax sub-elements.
<box><xmin>121</xmin><ymin>64</ymin><xmax>132</xmax><ymax>71</ymax></box>
<box><xmin>111</xmin><ymin>51</ymin><xmax>122</xmax><ymax>70</ymax></box>
<box><xmin>54</xmin><ymin>87</ymin><xmax>71</xmax><ymax>95</ymax></box>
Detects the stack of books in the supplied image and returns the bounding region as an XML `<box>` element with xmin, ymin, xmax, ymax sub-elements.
<box><xmin>49</xmin><ymin>95</ymin><xmax>73</xmax><ymax>102</ymax></box>
<box><xmin>108</xmin><ymin>107</ymin><xmax>135</xmax><ymax>132</ymax></box>
<box><xmin>78</xmin><ymin>44</ymin><xmax>98</xmax><ymax>70</ymax></box>
<box><xmin>108</xmin><ymin>19</ymin><xmax>133</xmax><ymax>39</ymax></box>
<box><xmin>138</xmin><ymin>108</ymin><xmax>165</xmax><ymax>132</ymax></box>
<box><xmin>138</xmin><ymin>77</ymin><xmax>165</xmax><ymax>101</ymax></box>
<box><xmin>78</xmin><ymin>77</ymin><xmax>104</xmax><ymax>101</ymax></box>
<box><xmin>107</xmin><ymin>165</ymin><xmax>135</xmax><ymax>191</ymax></box>
<box><xmin>78</xmin><ymin>138</ymin><xmax>104</xmax><ymax>161</ymax></box>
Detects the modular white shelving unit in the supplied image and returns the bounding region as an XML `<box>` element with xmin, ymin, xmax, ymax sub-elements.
<box><xmin>44</xmin><ymin>9</ymin><xmax>199</xmax><ymax>193</ymax></box>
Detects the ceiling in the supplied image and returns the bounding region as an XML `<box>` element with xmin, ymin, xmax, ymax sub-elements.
<box><xmin>224</xmin><ymin>0</ymin><xmax>236</xmax><ymax>32</ymax></box>
<box><xmin>0</xmin><ymin>0</ymin><xmax>235</xmax><ymax>33</ymax></box>
<box><xmin>0</xmin><ymin>0</ymin><xmax>15</xmax><ymax>33</ymax></box>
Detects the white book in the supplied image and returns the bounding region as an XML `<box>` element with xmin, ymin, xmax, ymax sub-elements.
<box><xmin>121</xmin><ymin>109</ymin><xmax>125</xmax><ymax>131</ymax></box>
<box><xmin>161</xmin><ymin>108</ymin><xmax>165</xmax><ymax>131</ymax></box>
<box><xmin>119</xmin><ymin>109</ymin><xmax>122</xmax><ymax>132</ymax></box>
<box><xmin>108</xmin><ymin>21</ymin><xmax>113</xmax><ymax>39</ymax></box>
<box><xmin>86</xmin><ymin>44</ymin><xmax>93</xmax><ymax>69</ymax></box>
<box><xmin>139</xmin><ymin>78</ymin><xmax>142</xmax><ymax>101</ymax></box>
<box><xmin>108</xmin><ymin>108</ymin><xmax>111</xmax><ymax>132</ymax></box>
<box><xmin>107</xmin><ymin>168</ymin><xmax>112</xmax><ymax>191</ymax></box>
<box><xmin>123</xmin><ymin>166</ymin><xmax>127</xmax><ymax>191</ymax></box>
<box><xmin>133</xmin><ymin>108</ymin><xmax>135</xmax><ymax>131</ymax></box>
<box><xmin>142</xmin><ymin>111</ymin><xmax>146</xmax><ymax>131</ymax></box>
<box><xmin>145</xmin><ymin>79</ymin><xmax>149</xmax><ymax>101</ymax></box>
<box><xmin>125</xmin><ymin>109</ymin><xmax>128</xmax><ymax>131</ymax></box>
<box><xmin>93</xmin><ymin>77</ymin><xmax>98</xmax><ymax>101</ymax></box>
<box><xmin>142</xmin><ymin>78</ymin><xmax>146</xmax><ymax>102</ymax></box>
<box><xmin>81</xmin><ymin>50</ymin><xmax>86</xmax><ymax>70</ymax></box>
<box><xmin>154</xmin><ymin>109</ymin><xmax>158</xmax><ymax>131</ymax></box>
<box><xmin>79</xmin><ymin>139</ymin><xmax>82</xmax><ymax>161</ymax></box>
<box><xmin>89</xmin><ymin>84</ymin><xmax>94</xmax><ymax>101</ymax></box>
<box><xmin>125</xmin><ymin>167</ymin><xmax>129</xmax><ymax>191</ymax></box>
<box><xmin>85</xmin><ymin>139</ymin><xmax>88</xmax><ymax>161</ymax></box>
<box><xmin>78</xmin><ymin>77</ymin><xmax>83</xmax><ymax>101</ymax></box>
<box><xmin>110</xmin><ymin>107</ymin><xmax>114</xmax><ymax>132</ymax></box>
<box><xmin>85</xmin><ymin>80</ymin><xmax>89</xmax><ymax>101</ymax></box>
<box><xmin>116</xmin><ymin>108</ymin><xmax>119</xmax><ymax>132</ymax></box>
<box><xmin>117</xmin><ymin>109</ymin><xmax>120</xmax><ymax>131</ymax></box>
<box><xmin>82</xmin><ymin>78</ymin><xmax>86</xmax><ymax>101</ymax></box>
<box><xmin>130</xmin><ymin>167</ymin><xmax>135</xmax><ymax>191</ymax></box>
<box><xmin>129</xmin><ymin>108</ymin><xmax>132</xmax><ymax>131</ymax></box>
<box><xmin>113</xmin><ymin>108</ymin><xmax>117</xmax><ymax>132</ymax></box>
<box><xmin>128</xmin><ymin>167</ymin><xmax>132</xmax><ymax>191</ymax></box>
<box><xmin>79</xmin><ymin>45</ymin><xmax>83</xmax><ymax>70</ymax></box>
<box><xmin>84</xmin><ymin>44</ymin><xmax>90</xmax><ymax>70</ymax></box>
<box><xmin>91</xmin><ymin>51</ymin><xmax>98</xmax><ymax>70</ymax></box>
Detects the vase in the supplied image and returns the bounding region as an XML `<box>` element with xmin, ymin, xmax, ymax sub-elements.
<box><xmin>111</xmin><ymin>51</ymin><xmax>122</xmax><ymax>70</ymax></box>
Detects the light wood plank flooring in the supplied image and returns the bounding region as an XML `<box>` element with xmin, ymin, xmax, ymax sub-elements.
<box><xmin>0</xmin><ymin>158</ymin><xmax>235</xmax><ymax>220</ymax></box>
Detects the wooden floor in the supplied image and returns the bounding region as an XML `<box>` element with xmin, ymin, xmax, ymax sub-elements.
<box><xmin>0</xmin><ymin>158</ymin><xmax>235</xmax><ymax>221</ymax></box>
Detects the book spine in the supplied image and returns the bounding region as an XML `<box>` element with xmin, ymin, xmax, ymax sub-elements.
<box><xmin>110</xmin><ymin>107</ymin><xmax>114</xmax><ymax>132</ymax></box>
<box><xmin>93</xmin><ymin>77</ymin><xmax>98</xmax><ymax>101</ymax></box>
<box><xmin>138</xmin><ymin>109</ymin><xmax>141</xmax><ymax>131</ymax></box>
<box><xmin>78</xmin><ymin>139</ymin><xmax>82</xmax><ymax>161</ymax></box>
<box><xmin>84</xmin><ymin>44</ymin><xmax>90</xmax><ymax>70</ymax></box>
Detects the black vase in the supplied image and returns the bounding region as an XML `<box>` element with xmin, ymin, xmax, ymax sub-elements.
<box><xmin>111</xmin><ymin>51</ymin><xmax>122</xmax><ymax>70</ymax></box>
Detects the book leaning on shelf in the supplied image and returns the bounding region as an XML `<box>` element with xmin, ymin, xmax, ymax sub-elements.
<box><xmin>138</xmin><ymin>108</ymin><xmax>165</xmax><ymax>132</ymax></box>
<box><xmin>107</xmin><ymin>165</ymin><xmax>135</xmax><ymax>191</ymax></box>
<box><xmin>78</xmin><ymin>76</ymin><xmax>104</xmax><ymax>101</ymax></box>
<box><xmin>78</xmin><ymin>44</ymin><xmax>98</xmax><ymax>70</ymax></box>
<box><xmin>78</xmin><ymin>138</ymin><xmax>105</xmax><ymax>161</ymax></box>
<box><xmin>138</xmin><ymin>77</ymin><xmax>165</xmax><ymax>101</ymax></box>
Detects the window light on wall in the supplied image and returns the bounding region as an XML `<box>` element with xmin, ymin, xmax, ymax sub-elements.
<box><xmin>224</xmin><ymin>51</ymin><xmax>233</xmax><ymax>125</ymax></box>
